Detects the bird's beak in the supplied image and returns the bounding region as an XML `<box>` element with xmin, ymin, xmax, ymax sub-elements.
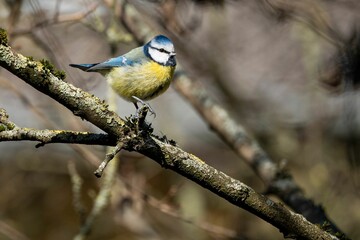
<box><xmin>170</xmin><ymin>52</ymin><xmax>176</xmax><ymax>56</ymax></box>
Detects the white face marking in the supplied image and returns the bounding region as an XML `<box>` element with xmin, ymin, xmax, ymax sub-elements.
<box><xmin>148</xmin><ymin>39</ymin><xmax>176</xmax><ymax>65</ymax></box>
<box><xmin>148</xmin><ymin>47</ymin><xmax>170</xmax><ymax>64</ymax></box>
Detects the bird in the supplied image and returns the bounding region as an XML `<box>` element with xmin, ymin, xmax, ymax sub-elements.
<box><xmin>69</xmin><ymin>35</ymin><xmax>177</xmax><ymax>115</ymax></box>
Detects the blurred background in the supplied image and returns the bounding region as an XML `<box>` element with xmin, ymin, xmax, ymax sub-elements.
<box><xmin>1</xmin><ymin>0</ymin><xmax>360</xmax><ymax>239</ymax></box>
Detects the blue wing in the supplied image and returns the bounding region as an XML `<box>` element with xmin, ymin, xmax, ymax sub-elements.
<box><xmin>69</xmin><ymin>56</ymin><xmax>131</xmax><ymax>72</ymax></box>
<box><xmin>69</xmin><ymin>46</ymin><xmax>146</xmax><ymax>72</ymax></box>
<box><xmin>87</xmin><ymin>56</ymin><xmax>133</xmax><ymax>71</ymax></box>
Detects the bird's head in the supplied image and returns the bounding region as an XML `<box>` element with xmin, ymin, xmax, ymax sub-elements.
<box><xmin>145</xmin><ymin>35</ymin><xmax>176</xmax><ymax>67</ymax></box>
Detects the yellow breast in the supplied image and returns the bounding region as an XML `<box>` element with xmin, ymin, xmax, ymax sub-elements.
<box><xmin>106</xmin><ymin>61</ymin><xmax>175</xmax><ymax>102</ymax></box>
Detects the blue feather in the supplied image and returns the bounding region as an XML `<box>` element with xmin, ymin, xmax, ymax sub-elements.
<box><xmin>87</xmin><ymin>56</ymin><xmax>134</xmax><ymax>71</ymax></box>
<box><xmin>69</xmin><ymin>63</ymin><xmax>97</xmax><ymax>71</ymax></box>
<box><xmin>152</xmin><ymin>35</ymin><xmax>172</xmax><ymax>45</ymax></box>
<box><xmin>70</xmin><ymin>56</ymin><xmax>136</xmax><ymax>72</ymax></box>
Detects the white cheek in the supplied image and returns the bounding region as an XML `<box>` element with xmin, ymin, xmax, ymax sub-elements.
<box><xmin>148</xmin><ymin>48</ymin><xmax>169</xmax><ymax>64</ymax></box>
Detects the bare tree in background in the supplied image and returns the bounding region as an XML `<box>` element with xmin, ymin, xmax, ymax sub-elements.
<box><xmin>1</xmin><ymin>0</ymin><xmax>360</xmax><ymax>239</ymax></box>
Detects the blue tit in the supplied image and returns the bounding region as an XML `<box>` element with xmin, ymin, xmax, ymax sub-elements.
<box><xmin>69</xmin><ymin>35</ymin><xmax>176</xmax><ymax>110</ymax></box>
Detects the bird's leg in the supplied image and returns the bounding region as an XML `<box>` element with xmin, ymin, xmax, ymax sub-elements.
<box><xmin>133</xmin><ymin>102</ymin><xmax>139</xmax><ymax>110</ymax></box>
<box><xmin>129</xmin><ymin>97</ymin><xmax>154</xmax><ymax>134</ymax></box>
<box><xmin>131</xmin><ymin>101</ymin><xmax>146</xmax><ymax>124</ymax></box>
<box><xmin>132</xmin><ymin>96</ymin><xmax>156</xmax><ymax>117</ymax></box>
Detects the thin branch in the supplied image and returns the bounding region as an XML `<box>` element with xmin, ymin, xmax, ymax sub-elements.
<box><xmin>11</xmin><ymin>1</ymin><xmax>101</xmax><ymax>37</ymax></box>
<box><xmin>94</xmin><ymin>141</ymin><xmax>124</xmax><ymax>177</ymax></box>
<box><xmin>1</xmin><ymin>72</ymin><xmax>104</xmax><ymax>167</ymax></box>
<box><xmin>0</xmin><ymin>34</ymin><xmax>337</xmax><ymax>239</ymax></box>
<box><xmin>0</xmin><ymin>125</ymin><xmax>115</xmax><ymax>147</ymax></box>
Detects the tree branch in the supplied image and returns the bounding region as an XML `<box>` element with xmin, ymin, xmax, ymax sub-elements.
<box><xmin>0</xmin><ymin>124</ymin><xmax>115</xmax><ymax>147</ymax></box>
<box><xmin>172</xmin><ymin>72</ymin><xmax>343</xmax><ymax>235</ymax></box>
<box><xmin>0</xmin><ymin>31</ymin><xmax>337</xmax><ymax>239</ymax></box>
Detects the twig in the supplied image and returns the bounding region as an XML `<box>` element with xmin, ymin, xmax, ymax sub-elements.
<box><xmin>0</xmin><ymin>125</ymin><xmax>115</xmax><ymax>147</ymax></box>
<box><xmin>0</xmin><ymin>73</ymin><xmax>103</xmax><ymax>167</ymax></box>
<box><xmin>94</xmin><ymin>141</ymin><xmax>124</xmax><ymax>178</ymax></box>
<box><xmin>11</xmin><ymin>1</ymin><xmax>101</xmax><ymax>37</ymax></box>
<box><xmin>93</xmin><ymin>105</ymin><xmax>151</xmax><ymax>177</ymax></box>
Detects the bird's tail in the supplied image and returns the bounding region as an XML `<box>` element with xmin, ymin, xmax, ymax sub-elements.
<box><xmin>69</xmin><ymin>63</ymin><xmax>98</xmax><ymax>72</ymax></box>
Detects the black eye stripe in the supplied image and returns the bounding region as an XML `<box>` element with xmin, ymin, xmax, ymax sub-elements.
<box><xmin>149</xmin><ymin>46</ymin><xmax>170</xmax><ymax>54</ymax></box>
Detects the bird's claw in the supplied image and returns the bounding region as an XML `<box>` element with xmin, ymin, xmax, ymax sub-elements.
<box><xmin>132</xmin><ymin>96</ymin><xmax>156</xmax><ymax>118</ymax></box>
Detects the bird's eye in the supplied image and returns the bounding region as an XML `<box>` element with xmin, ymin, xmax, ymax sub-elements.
<box><xmin>159</xmin><ymin>48</ymin><xmax>165</xmax><ymax>53</ymax></box>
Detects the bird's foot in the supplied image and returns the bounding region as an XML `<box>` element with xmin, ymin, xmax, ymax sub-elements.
<box><xmin>127</xmin><ymin>96</ymin><xmax>154</xmax><ymax>134</ymax></box>
<box><xmin>132</xmin><ymin>96</ymin><xmax>156</xmax><ymax>118</ymax></box>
